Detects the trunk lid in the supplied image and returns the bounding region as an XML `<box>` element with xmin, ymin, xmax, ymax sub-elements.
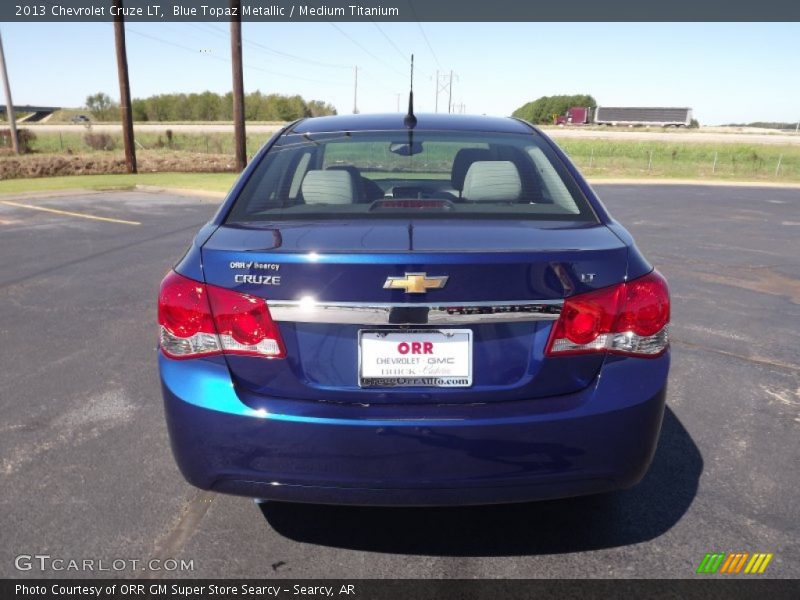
<box><xmin>200</xmin><ymin>220</ymin><xmax>629</xmax><ymax>404</ymax></box>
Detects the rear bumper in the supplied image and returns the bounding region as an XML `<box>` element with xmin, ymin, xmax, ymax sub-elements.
<box><xmin>160</xmin><ymin>352</ymin><xmax>669</xmax><ymax>506</ymax></box>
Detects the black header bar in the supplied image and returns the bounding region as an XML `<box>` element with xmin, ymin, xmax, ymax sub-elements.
<box><xmin>3</xmin><ymin>0</ymin><xmax>800</xmax><ymax>22</ymax></box>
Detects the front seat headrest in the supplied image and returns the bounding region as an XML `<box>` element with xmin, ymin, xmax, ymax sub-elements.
<box><xmin>301</xmin><ymin>170</ymin><xmax>355</xmax><ymax>204</ymax></box>
<box><xmin>462</xmin><ymin>161</ymin><xmax>522</xmax><ymax>202</ymax></box>
<box><xmin>451</xmin><ymin>148</ymin><xmax>492</xmax><ymax>192</ymax></box>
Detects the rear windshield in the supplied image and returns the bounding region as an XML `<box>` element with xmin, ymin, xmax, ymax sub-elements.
<box><xmin>226</xmin><ymin>130</ymin><xmax>596</xmax><ymax>222</ymax></box>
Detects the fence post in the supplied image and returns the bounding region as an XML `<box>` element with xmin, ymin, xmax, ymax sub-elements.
<box><xmin>647</xmin><ymin>150</ymin><xmax>653</xmax><ymax>172</ymax></box>
<box><xmin>589</xmin><ymin>148</ymin><xmax>594</xmax><ymax>168</ymax></box>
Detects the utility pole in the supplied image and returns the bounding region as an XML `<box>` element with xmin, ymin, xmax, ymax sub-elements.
<box><xmin>230</xmin><ymin>0</ymin><xmax>246</xmax><ymax>171</ymax></box>
<box><xmin>0</xmin><ymin>29</ymin><xmax>18</xmax><ymax>154</ymax></box>
<box><xmin>396</xmin><ymin>93</ymin><xmax>401</xmax><ymax>113</ymax></box>
<box><xmin>434</xmin><ymin>69</ymin><xmax>438</xmax><ymax>113</ymax></box>
<box><xmin>113</xmin><ymin>1</ymin><xmax>136</xmax><ymax>173</ymax></box>
<box><xmin>352</xmin><ymin>66</ymin><xmax>358</xmax><ymax>114</ymax></box>
<box><xmin>433</xmin><ymin>71</ymin><xmax>453</xmax><ymax>114</ymax></box>
<box><xmin>448</xmin><ymin>70</ymin><xmax>453</xmax><ymax>114</ymax></box>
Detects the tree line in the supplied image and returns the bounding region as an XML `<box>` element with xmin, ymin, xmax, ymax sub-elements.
<box><xmin>85</xmin><ymin>91</ymin><xmax>337</xmax><ymax>122</ymax></box>
<box><xmin>512</xmin><ymin>94</ymin><xmax>597</xmax><ymax>124</ymax></box>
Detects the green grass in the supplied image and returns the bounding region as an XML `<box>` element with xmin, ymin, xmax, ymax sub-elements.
<box><xmin>4</xmin><ymin>131</ymin><xmax>800</xmax><ymax>188</ymax></box>
<box><xmin>558</xmin><ymin>140</ymin><xmax>800</xmax><ymax>182</ymax></box>
<box><xmin>0</xmin><ymin>172</ymin><xmax>236</xmax><ymax>195</ymax></box>
<box><xmin>45</xmin><ymin>111</ymin><xmax>287</xmax><ymax>126</ymax></box>
<box><xmin>11</xmin><ymin>129</ymin><xmax>272</xmax><ymax>157</ymax></box>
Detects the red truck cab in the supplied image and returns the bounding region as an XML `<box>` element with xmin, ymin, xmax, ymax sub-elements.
<box><xmin>555</xmin><ymin>107</ymin><xmax>591</xmax><ymax>125</ymax></box>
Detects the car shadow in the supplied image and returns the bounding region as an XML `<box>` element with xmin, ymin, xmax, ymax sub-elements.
<box><xmin>259</xmin><ymin>406</ymin><xmax>701</xmax><ymax>556</ymax></box>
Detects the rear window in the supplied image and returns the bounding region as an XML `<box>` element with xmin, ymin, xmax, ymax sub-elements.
<box><xmin>226</xmin><ymin>130</ymin><xmax>596</xmax><ymax>222</ymax></box>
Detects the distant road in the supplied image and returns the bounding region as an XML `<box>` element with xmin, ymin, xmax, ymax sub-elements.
<box><xmin>24</xmin><ymin>122</ymin><xmax>800</xmax><ymax>145</ymax></box>
<box><xmin>26</xmin><ymin>123</ymin><xmax>286</xmax><ymax>135</ymax></box>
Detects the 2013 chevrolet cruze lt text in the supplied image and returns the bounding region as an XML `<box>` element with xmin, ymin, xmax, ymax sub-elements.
<box><xmin>158</xmin><ymin>113</ymin><xmax>670</xmax><ymax>506</ymax></box>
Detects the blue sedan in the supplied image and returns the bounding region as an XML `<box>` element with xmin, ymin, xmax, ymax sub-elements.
<box><xmin>158</xmin><ymin>113</ymin><xmax>670</xmax><ymax>506</ymax></box>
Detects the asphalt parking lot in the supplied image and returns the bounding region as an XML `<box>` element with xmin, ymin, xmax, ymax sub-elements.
<box><xmin>0</xmin><ymin>184</ymin><xmax>798</xmax><ymax>579</ymax></box>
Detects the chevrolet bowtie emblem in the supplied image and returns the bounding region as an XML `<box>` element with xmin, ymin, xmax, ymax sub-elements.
<box><xmin>383</xmin><ymin>273</ymin><xmax>449</xmax><ymax>294</ymax></box>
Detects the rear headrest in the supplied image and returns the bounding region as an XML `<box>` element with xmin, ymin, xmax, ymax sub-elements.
<box><xmin>462</xmin><ymin>161</ymin><xmax>522</xmax><ymax>202</ymax></box>
<box><xmin>451</xmin><ymin>148</ymin><xmax>492</xmax><ymax>191</ymax></box>
<box><xmin>301</xmin><ymin>170</ymin><xmax>354</xmax><ymax>204</ymax></box>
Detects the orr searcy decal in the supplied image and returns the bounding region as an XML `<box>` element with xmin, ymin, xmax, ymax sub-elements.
<box><xmin>230</xmin><ymin>261</ymin><xmax>282</xmax><ymax>286</ymax></box>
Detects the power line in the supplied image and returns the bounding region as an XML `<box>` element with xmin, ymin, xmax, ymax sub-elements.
<box><xmin>245</xmin><ymin>37</ymin><xmax>351</xmax><ymax>70</ymax></box>
<box><xmin>122</xmin><ymin>23</ymin><xmax>400</xmax><ymax>110</ymax></box>
<box><xmin>124</xmin><ymin>26</ymin><xmax>347</xmax><ymax>86</ymax></box>
<box><xmin>189</xmin><ymin>22</ymin><xmax>351</xmax><ymax>70</ymax></box>
<box><xmin>125</xmin><ymin>27</ymin><xmax>228</xmax><ymax>62</ymax></box>
<box><xmin>328</xmin><ymin>22</ymin><xmax>406</xmax><ymax>77</ymax></box>
<box><xmin>416</xmin><ymin>23</ymin><xmax>442</xmax><ymax>71</ymax></box>
<box><xmin>407</xmin><ymin>0</ymin><xmax>442</xmax><ymax>70</ymax></box>
<box><xmin>191</xmin><ymin>22</ymin><xmax>400</xmax><ymax>99</ymax></box>
<box><xmin>370</xmin><ymin>20</ymin><xmax>410</xmax><ymax>64</ymax></box>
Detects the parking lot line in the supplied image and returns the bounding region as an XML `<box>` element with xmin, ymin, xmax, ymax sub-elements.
<box><xmin>0</xmin><ymin>200</ymin><xmax>141</xmax><ymax>226</ymax></box>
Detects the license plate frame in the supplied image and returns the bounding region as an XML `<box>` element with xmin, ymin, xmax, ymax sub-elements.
<box><xmin>358</xmin><ymin>329</ymin><xmax>473</xmax><ymax>388</ymax></box>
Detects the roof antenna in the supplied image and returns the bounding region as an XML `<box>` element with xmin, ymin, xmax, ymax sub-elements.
<box><xmin>403</xmin><ymin>54</ymin><xmax>417</xmax><ymax>129</ymax></box>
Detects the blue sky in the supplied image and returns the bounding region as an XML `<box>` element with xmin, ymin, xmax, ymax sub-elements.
<box><xmin>1</xmin><ymin>21</ymin><xmax>798</xmax><ymax>124</ymax></box>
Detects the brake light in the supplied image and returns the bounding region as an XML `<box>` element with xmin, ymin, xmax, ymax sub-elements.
<box><xmin>206</xmin><ymin>284</ymin><xmax>285</xmax><ymax>357</ymax></box>
<box><xmin>158</xmin><ymin>271</ymin><xmax>285</xmax><ymax>359</ymax></box>
<box><xmin>546</xmin><ymin>270</ymin><xmax>670</xmax><ymax>357</ymax></box>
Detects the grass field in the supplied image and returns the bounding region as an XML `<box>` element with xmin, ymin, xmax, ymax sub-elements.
<box><xmin>16</xmin><ymin>129</ymin><xmax>271</xmax><ymax>157</ymax></box>
<box><xmin>0</xmin><ymin>173</ymin><xmax>236</xmax><ymax>195</ymax></box>
<box><xmin>3</xmin><ymin>129</ymin><xmax>800</xmax><ymax>186</ymax></box>
<box><xmin>558</xmin><ymin>139</ymin><xmax>800</xmax><ymax>182</ymax></box>
<box><xmin>44</xmin><ymin>110</ymin><xmax>286</xmax><ymax>127</ymax></box>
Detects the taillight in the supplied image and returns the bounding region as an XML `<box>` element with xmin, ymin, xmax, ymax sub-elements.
<box><xmin>158</xmin><ymin>271</ymin><xmax>220</xmax><ymax>358</ymax></box>
<box><xmin>546</xmin><ymin>270</ymin><xmax>670</xmax><ymax>358</ymax></box>
<box><xmin>158</xmin><ymin>271</ymin><xmax>285</xmax><ymax>359</ymax></box>
<box><xmin>206</xmin><ymin>284</ymin><xmax>285</xmax><ymax>358</ymax></box>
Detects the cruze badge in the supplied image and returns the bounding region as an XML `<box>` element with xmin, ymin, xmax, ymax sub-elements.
<box><xmin>384</xmin><ymin>273</ymin><xmax>448</xmax><ymax>294</ymax></box>
<box><xmin>234</xmin><ymin>274</ymin><xmax>281</xmax><ymax>285</ymax></box>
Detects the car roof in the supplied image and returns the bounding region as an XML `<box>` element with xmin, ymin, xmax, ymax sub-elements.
<box><xmin>289</xmin><ymin>113</ymin><xmax>535</xmax><ymax>135</ymax></box>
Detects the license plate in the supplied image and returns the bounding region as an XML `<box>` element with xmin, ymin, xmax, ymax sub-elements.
<box><xmin>358</xmin><ymin>329</ymin><xmax>473</xmax><ymax>388</ymax></box>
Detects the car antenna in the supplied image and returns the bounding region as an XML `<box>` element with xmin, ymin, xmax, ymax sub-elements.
<box><xmin>403</xmin><ymin>54</ymin><xmax>417</xmax><ymax>129</ymax></box>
